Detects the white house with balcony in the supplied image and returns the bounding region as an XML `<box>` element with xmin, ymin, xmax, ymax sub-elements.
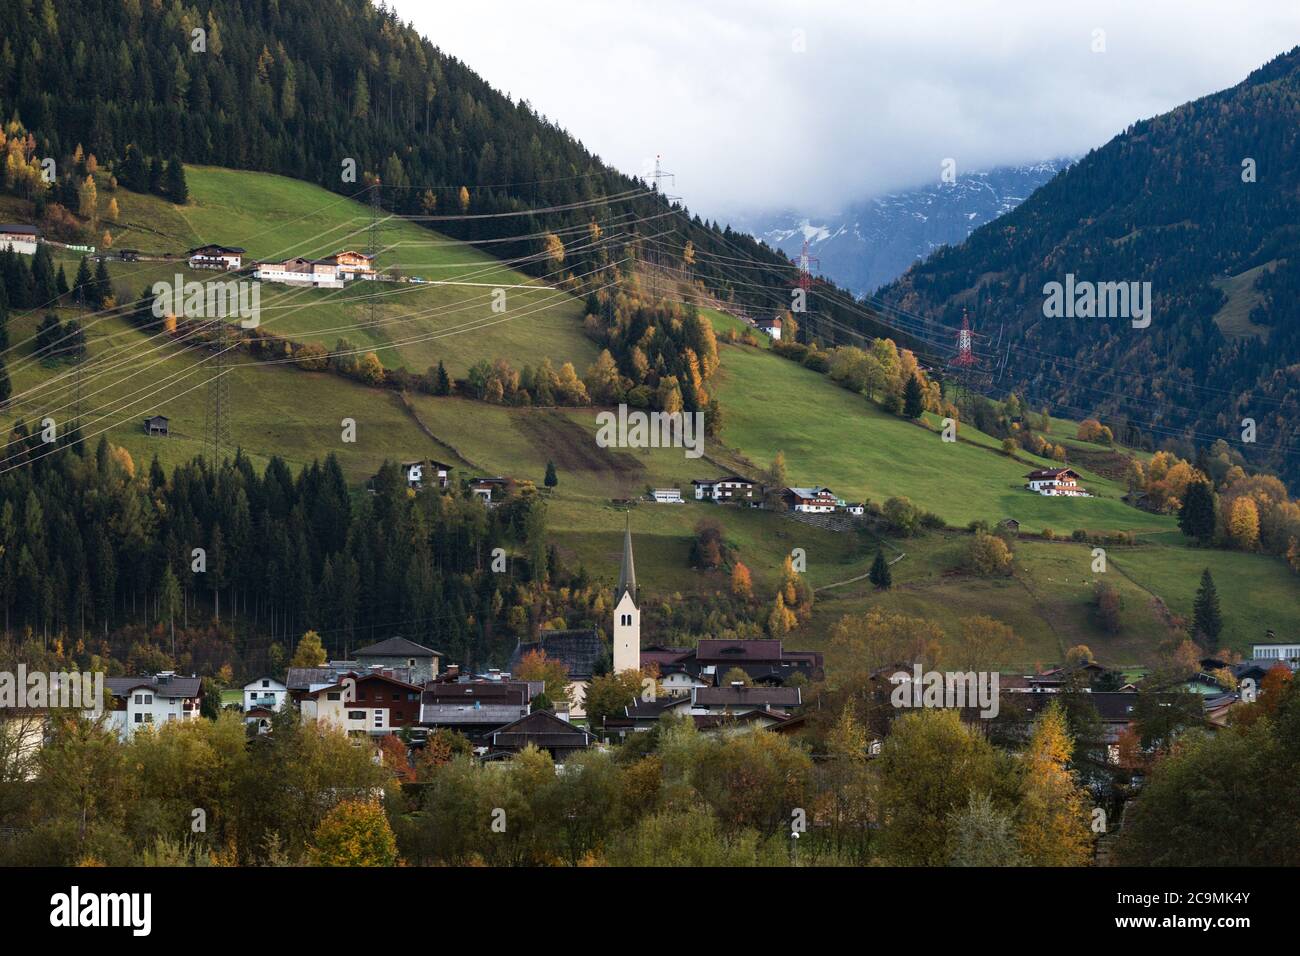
<box><xmin>1024</xmin><ymin>467</ymin><xmax>1090</xmax><ymax>497</ymax></box>
<box><xmin>243</xmin><ymin>676</ymin><xmax>288</xmax><ymax>713</ymax></box>
<box><xmin>101</xmin><ymin>672</ymin><xmax>203</xmax><ymax>738</ymax></box>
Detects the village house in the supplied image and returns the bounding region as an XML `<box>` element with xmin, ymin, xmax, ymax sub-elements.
<box><xmin>691</xmin><ymin>684</ymin><xmax>801</xmax><ymax>717</ymax></box>
<box><xmin>485</xmin><ymin>710</ymin><xmax>595</xmax><ymax>762</ymax></box>
<box><xmin>402</xmin><ymin>459</ymin><xmax>451</xmax><ymax>491</ymax></box>
<box><xmin>691</xmin><ymin>476</ymin><xmax>761</xmax><ymax>504</ymax></box>
<box><xmin>354</xmin><ymin>636</ymin><xmax>443</xmax><ymax>684</ymax></box>
<box><xmin>1251</xmin><ymin>640</ymin><xmax>1300</xmax><ymax>668</ymax></box>
<box><xmin>652</xmin><ymin>487</ymin><xmax>684</xmax><ymax>504</ymax></box>
<box><xmin>845</xmin><ymin>502</ymin><xmax>865</xmax><ymax>516</ymax></box>
<box><xmin>509</xmin><ymin>628</ymin><xmax>605</xmax><ymax>719</ymax></box>
<box><xmin>1024</xmin><ymin>467</ymin><xmax>1090</xmax><ymax>497</ymax></box>
<box><xmin>298</xmin><ymin>670</ymin><xmax>423</xmax><ymax>738</ymax></box>
<box><xmin>783</xmin><ymin>486</ymin><xmax>838</xmax><ymax>513</ymax></box>
<box><xmin>186</xmin><ymin>244</ymin><xmax>245</xmax><ymax>271</ymax></box>
<box><xmin>694</xmin><ymin>638</ymin><xmax>825</xmax><ymax>686</ymax></box>
<box><xmin>331</xmin><ymin>249</ymin><xmax>377</xmax><ymax>279</ymax></box>
<box><xmin>418</xmin><ymin>680</ymin><xmax>539</xmax><ymax>739</ymax></box>
<box><xmin>242</xmin><ymin>677</ymin><xmax>288</xmax><ymax>713</ymax></box>
<box><xmin>641</xmin><ymin>645</ymin><xmax>710</xmax><ymax>696</ymax></box>
<box><xmin>142</xmin><ymin>415</ymin><xmax>169</xmax><ymax>437</ymax></box>
<box><xmin>0</xmin><ymin>223</ymin><xmax>40</xmax><ymax>255</ymax></box>
<box><xmin>603</xmin><ymin>695</ymin><xmax>695</xmax><ymax>737</ymax></box>
<box><xmin>755</xmin><ymin>316</ymin><xmax>782</xmax><ymax>341</ymax></box>
<box><xmin>254</xmin><ymin>256</ymin><xmax>345</xmax><ymax>288</ymax></box>
<box><xmin>469</xmin><ymin>476</ymin><xmax>510</xmax><ymax>505</ymax></box>
<box><xmin>101</xmin><ymin>672</ymin><xmax>203</xmax><ymax>738</ymax></box>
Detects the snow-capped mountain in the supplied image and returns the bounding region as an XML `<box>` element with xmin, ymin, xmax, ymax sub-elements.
<box><xmin>733</xmin><ymin>160</ymin><xmax>1071</xmax><ymax>295</ymax></box>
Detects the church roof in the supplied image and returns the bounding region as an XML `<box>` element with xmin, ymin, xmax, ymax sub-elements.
<box><xmin>616</xmin><ymin>515</ymin><xmax>636</xmax><ymax>604</ymax></box>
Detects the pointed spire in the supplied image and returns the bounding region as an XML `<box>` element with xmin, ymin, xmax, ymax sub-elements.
<box><xmin>616</xmin><ymin>513</ymin><xmax>637</xmax><ymax>605</ymax></box>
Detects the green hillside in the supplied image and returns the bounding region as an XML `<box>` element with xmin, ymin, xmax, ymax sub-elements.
<box><xmin>4</xmin><ymin>165</ymin><xmax>1297</xmax><ymax>667</ymax></box>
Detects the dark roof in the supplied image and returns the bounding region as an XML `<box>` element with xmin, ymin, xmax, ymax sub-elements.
<box><xmin>354</xmin><ymin>637</ymin><xmax>442</xmax><ymax>658</ymax></box>
<box><xmin>421</xmin><ymin>703</ymin><xmax>529</xmax><ymax>726</ymax></box>
<box><xmin>693</xmin><ymin>686</ymin><xmax>801</xmax><ymax>708</ymax></box>
<box><xmin>187</xmin><ymin>244</ymin><xmax>245</xmax><ymax>254</ymax></box>
<box><xmin>422</xmin><ymin>681</ymin><xmax>537</xmax><ymax>706</ymax></box>
<box><xmin>353</xmin><ymin>671</ymin><xmax>423</xmax><ymax>692</ymax></box>
<box><xmin>616</xmin><ymin>516</ymin><xmax>637</xmax><ymax>605</ymax></box>
<box><xmin>104</xmin><ymin>674</ymin><xmax>202</xmax><ymax>698</ymax></box>
<box><xmin>697</xmin><ymin>639</ymin><xmax>784</xmax><ymax>663</ymax></box>
<box><xmin>143</xmin><ymin>415</ymin><xmax>169</xmax><ymax>425</ymax></box>
<box><xmin>625</xmin><ymin>696</ymin><xmax>692</xmax><ymax>719</ymax></box>
<box><xmin>489</xmin><ymin>710</ymin><xmax>594</xmax><ymax>749</ymax></box>
<box><xmin>1025</xmin><ymin>468</ymin><xmax>1078</xmax><ymax>480</ymax></box>
<box><xmin>0</xmin><ymin>224</ymin><xmax>40</xmax><ymax>235</ymax></box>
<box><xmin>510</xmin><ymin>629</ymin><xmax>604</xmax><ymax>681</ymax></box>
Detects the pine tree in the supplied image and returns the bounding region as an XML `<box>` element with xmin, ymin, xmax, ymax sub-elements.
<box><xmin>1177</xmin><ymin>480</ymin><xmax>1216</xmax><ymax>544</ymax></box>
<box><xmin>434</xmin><ymin>359</ymin><xmax>450</xmax><ymax>395</ymax></box>
<box><xmin>903</xmin><ymin>374</ymin><xmax>925</xmax><ymax>419</ymax></box>
<box><xmin>119</xmin><ymin>144</ymin><xmax>147</xmax><ymax>192</ymax></box>
<box><xmin>93</xmin><ymin>258</ymin><xmax>113</xmax><ymax>307</ymax></box>
<box><xmin>148</xmin><ymin>157</ymin><xmax>164</xmax><ymax>195</ymax></box>
<box><xmin>544</xmin><ymin>460</ymin><xmax>557</xmax><ymax>488</ymax></box>
<box><xmin>73</xmin><ymin>257</ymin><xmax>94</xmax><ymax>306</ymax></box>
<box><xmin>164</xmin><ymin>156</ymin><xmax>188</xmax><ymax>204</ymax></box>
<box><xmin>869</xmin><ymin>547</ymin><xmax>892</xmax><ymax>590</ymax></box>
<box><xmin>1191</xmin><ymin>568</ymin><xmax>1222</xmax><ymax>645</ymax></box>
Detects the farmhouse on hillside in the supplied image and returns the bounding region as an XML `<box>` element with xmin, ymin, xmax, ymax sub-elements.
<box><xmin>254</xmin><ymin>256</ymin><xmax>345</xmax><ymax>288</ymax></box>
<box><xmin>782</xmin><ymin>486</ymin><xmax>838</xmax><ymax>513</ymax></box>
<box><xmin>692</xmin><ymin>476</ymin><xmax>761</xmax><ymax>504</ymax></box>
<box><xmin>332</xmin><ymin>250</ymin><xmax>377</xmax><ymax>279</ymax></box>
<box><xmin>652</xmin><ymin>487</ymin><xmax>684</xmax><ymax>504</ymax></box>
<box><xmin>142</xmin><ymin>415</ymin><xmax>169</xmax><ymax>437</ymax></box>
<box><xmin>0</xmin><ymin>223</ymin><xmax>41</xmax><ymax>255</ymax></box>
<box><xmin>1024</xmin><ymin>467</ymin><xmax>1090</xmax><ymax>497</ymax></box>
<box><xmin>186</xmin><ymin>244</ymin><xmax>245</xmax><ymax>271</ymax></box>
<box><xmin>402</xmin><ymin>459</ymin><xmax>451</xmax><ymax>491</ymax></box>
<box><xmin>755</xmin><ymin>316</ymin><xmax>782</xmax><ymax>341</ymax></box>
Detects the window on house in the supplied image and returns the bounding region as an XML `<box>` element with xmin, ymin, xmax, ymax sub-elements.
<box><xmin>144</xmin><ymin>714</ymin><xmax>153</xmax><ymax>723</ymax></box>
<box><xmin>144</xmin><ymin>695</ymin><xmax>153</xmax><ymax>704</ymax></box>
<box><xmin>134</xmin><ymin>713</ymin><xmax>143</xmax><ymax>723</ymax></box>
<box><xmin>261</xmin><ymin>680</ymin><xmax>270</xmax><ymax>688</ymax></box>
<box><xmin>134</xmin><ymin>694</ymin><xmax>143</xmax><ymax>704</ymax></box>
<box><xmin>348</xmin><ymin>710</ymin><xmax>365</xmax><ymax>720</ymax></box>
<box><xmin>327</xmin><ymin>692</ymin><xmax>341</xmax><ymax>701</ymax></box>
<box><xmin>408</xmin><ymin>658</ymin><xmax>416</xmax><ymax>668</ymax></box>
<box><xmin>392</xmin><ymin>693</ymin><xmax>400</xmax><ymax>701</ymax></box>
<box><xmin>373</xmin><ymin>712</ymin><xmax>383</xmax><ymax>726</ymax></box>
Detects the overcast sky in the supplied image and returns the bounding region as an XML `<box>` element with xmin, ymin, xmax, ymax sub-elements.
<box><xmin>390</xmin><ymin>0</ymin><xmax>1300</xmax><ymax>219</ymax></box>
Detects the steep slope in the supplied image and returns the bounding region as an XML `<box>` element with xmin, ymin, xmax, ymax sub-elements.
<box><xmin>877</xmin><ymin>47</ymin><xmax>1300</xmax><ymax>489</ymax></box>
<box><xmin>0</xmin><ymin>0</ymin><xmax>874</xmax><ymax>337</ymax></box>
<box><xmin>735</xmin><ymin>160</ymin><xmax>1069</xmax><ymax>294</ymax></box>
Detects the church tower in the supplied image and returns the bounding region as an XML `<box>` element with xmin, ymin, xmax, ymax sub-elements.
<box><xmin>612</xmin><ymin>516</ymin><xmax>640</xmax><ymax>674</ymax></box>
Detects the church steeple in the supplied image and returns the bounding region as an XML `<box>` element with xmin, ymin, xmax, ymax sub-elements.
<box><xmin>613</xmin><ymin>515</ymin><xmax>640</xmax><ymax>675</ymax></box>
<box><xmin>616</xmin><ymin>514</ymin><xmax>637</xmax><ymax>606</ymax></box>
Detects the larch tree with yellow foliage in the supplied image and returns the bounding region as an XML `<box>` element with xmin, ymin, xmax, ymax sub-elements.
<box><xmin>1228</xmin><ymin>496</ymin><xmax>1260</xmax><ymax>550</ymax></box>
<box><xmin>1016</xmin><ymin>701</ymin><xmax>1094</xmax><ymax>866</ymax></box>
<box><xmin>308</xmin><ymin>799</ymin><xmax>398</xmax><ymax>866</ymax></box>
